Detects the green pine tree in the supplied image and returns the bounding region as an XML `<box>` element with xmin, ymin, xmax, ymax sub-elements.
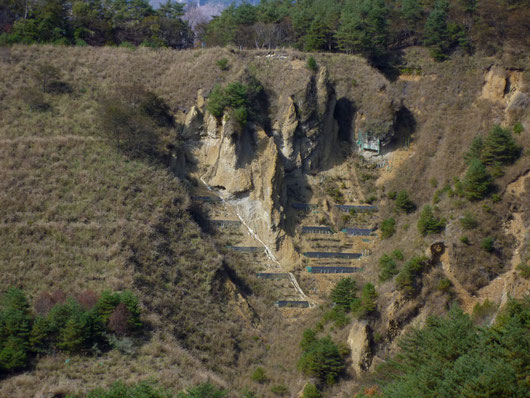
<box><xmin>401</xmin><ymin>0</ymin><xmax>423</xmax><ymax>26</ymax></box>
<box><xmin>206</xmin><ymin>85</ymin><xmax>228</xmax><ymax>118</ymax></box>
<box><xmin>118</xmin><ymin>290</ymin><xmax>142</xmax><ymax>330</ymax></box>
<box><xmin>298</xmin><ymin>336</ymin><xmax>345</xmax><ymax>385</ymax></box>
<box><xmin>335</xmin><ymin>0</ymin><xmax>388</xmax><ymax>60</ymax></box>
<box><xmin>0</xmin><ymin>288</ymin><xmax>32</xmax><ymax>351</ymax></box>
<box><xmin>1</xmin><ymin>288</ymin><xmax>30</xmax><ymax>314</ymax></box>
<box><xmin>330</xmin><ymin>277</ymin><xmax>358</xmax><ymax>310</ymax></box>
<box><xmin>29</xmin><ymin>316</ymin><xmax>50</xmax><ymax>354</ymax></box>
<box><xmin>302</xmin><ymin>383</ymin><xmax>321</xmax><ymax>398</ymax></box>
<box><xmin>417</xmin><ymin>205</ymin><xmax>446</xmax><ymax>235</ymax></box>
<box><xmin>300</xmin><ymin>328</ymin><xmax>318</xmax><ymax>351</ymax></box>
<box><xmin>463</xmin><ymin>136</ymin><xmax>483</xmax><ymax>164</ymax></box>
<box><xmin>481</xmin><ymin>125</ymin><xmax>522</xmax><ymax>165</ymax></box>
<box><xmin>359</xmin><ymin>283</ymin><xmax>377</xmax><ymax>317</ymax></box>
<box><xmin>381</xmin><ymin>217</ymin><xmax>396</xmax><ymax>239</ymax></box>
<box><xmin>395</xmin><ymin>190</ymin><xmax>416</xmax><ymax>213</ymax></box>
<box><xmin>379</xmin><ymin>254</ymin><xmax>398</xmax><ymax>282</ymax></box>
<box><xmin>96</xmin><ymin>291</ymin><xmax>121</xmax><ymax>324</ymax></box>
<box><xmin>378</xmin><ymin>299</ymin><xmax>529</xmax><ymax>397</ymax></box>
<box><xmin>57</xmin><ymin>317</ymin><xmax>85</xmax><ymax>353</ymax></box>
<box><xmin>304</xmin><ymin>19</ymin><xmax>330</xmax><ymax>52</ymax></box>
<box><xmin>462</xmin><ymin>159</ymin><xmax>492</xmax><ymax>200</ymax></box>
<box><xmin>177</xmin><ymin>382</ymin><xmax>227</xmax><ymax>398</ymax></box>
<box><xmin>0</xmin><ymin>336</ymin><xmax>28</xmax><ymax>372</ymax></box>
<box><xmin>423</xmin><ymin>0</ymin><xmax>450</xmax><ymax>60</ymax></box>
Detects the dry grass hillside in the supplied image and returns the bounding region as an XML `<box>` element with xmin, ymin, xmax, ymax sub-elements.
<box><xmin>0</xmin><ymin>45</ymin><xmax>318</xmax><ymax>397</ymax></box>
<box><xmin>0</xmin><ymin>44</ymin><xmax>528</xmax><ymax>397</ymax></box>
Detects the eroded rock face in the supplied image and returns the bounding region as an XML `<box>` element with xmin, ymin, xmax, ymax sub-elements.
<box><xmin>275</xmin><ymin>96</ymin><xmax>299</xmax><ymax>168</ymax></box>
<box><xmin>481</xmin><ymin>66</ymin><xmax>508</xmax><ymax>102</ymax></box>
<box><xmin>181</xmin><ymin>64</ymin><xmax>399</xmax><ymax>261</ymax></box>
<box><xmin>208</xmin><ymin>116</ymin><xmax>253</xmax><ymax>194</ymax></box>
<box><xmin>348</xmin><ymin>321</ymin><xmax>373</xmax><ymax>374</ymax></box>
<box><xmin>229</xmin><ymin>128</ymin><xmax>287</xmax><ymax>252</ymax></box>
<box><xmin>272</xmin><ymin>68</ymin><xmax>341</xmax><ymax>172</ymax></box>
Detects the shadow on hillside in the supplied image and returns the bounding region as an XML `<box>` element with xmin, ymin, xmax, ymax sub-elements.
<box><xmin>369</xmin><ymin>50</ymin><xmax>405</xmax><ymax>83</ymax></box>
<box><xmin>382</xmin><ymin>105</ymin><xmax>417</xmax><ymax>155</ymax></box>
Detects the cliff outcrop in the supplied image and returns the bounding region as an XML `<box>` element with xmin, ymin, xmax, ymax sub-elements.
<box><xmin>179</xmin><ymin>63</ymin><xmax>401</xmax><ymax>261</ymax></box>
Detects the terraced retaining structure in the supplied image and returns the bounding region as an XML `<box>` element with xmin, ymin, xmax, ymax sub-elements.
<box><xmin>302</xmin><ymin>226</ymin><xmax>334</xmax><ymax>234</ymax></box>
<box><xmin>306</xmin><ymin>266</ymin><xmax>362</xmax><ymax>273</ymax></box>
<box><xmin>303</xmin><ymin>252</ymin><xmax>362</xmax><ymax>259</ymax></box>
<box><xmin>341</xmin><ymin>227</ymin><xmax>376</xmax><ymax>236</ymax></box>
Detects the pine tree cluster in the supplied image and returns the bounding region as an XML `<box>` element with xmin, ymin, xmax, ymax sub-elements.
<box><xmin>0</xmin><ymin>288</ymin><xmax>142</xmax><ymax>373</ymax></box>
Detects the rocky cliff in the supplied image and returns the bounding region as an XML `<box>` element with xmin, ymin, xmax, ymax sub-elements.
<box><xmin>179</xmin><ymin>61</ymin><xmax>402</xmax><ymax>263</ymax></box>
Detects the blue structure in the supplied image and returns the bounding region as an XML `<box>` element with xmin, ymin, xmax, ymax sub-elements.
<box><xmin>357</xmin><ymin>131</ymin><xmax>381</xmax><ymax>154</ymax></box>
<box><xmin>275</xmin><ymin>300</ymin><xmax>310</xmax><ymax>308</ymax></box>
<box><xmin>341</xmin><ymin>227</ymin><xmax>375</xmax><ymax>236</ymax></box>
<box><xmin>306</xmin><ymin>266</ymin><xmax>362</xmax><ymax>273</ymax></box>
<box><xmin>336</xmin><ymin>204</ymin><xmax>378</xmax><ymax>213</ymax></box>
<box><xmin>302</xmin><ymin>226</ymin><xmax>334</xmax><ymax>235</ymax></box>
<box><xmin>303</xmin><ymin>252</ymin><xmax>362</xmax><ymax>259</ymax></box>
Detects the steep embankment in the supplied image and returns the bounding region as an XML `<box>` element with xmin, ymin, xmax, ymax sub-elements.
<box><xmin>0</xmin><ymin>45</ymin><xmax>528</xmax><ymax>397</ymax></box>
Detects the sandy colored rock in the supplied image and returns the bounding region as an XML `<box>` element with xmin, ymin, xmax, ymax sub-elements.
<box><xmin>347</xmin><ymin>320</ymin><xmax>373</xmax><ymax>375</ymax></box>
<box><xmin>278</xmin><ymin>96</ymin><xmax>299</xmax><ymax>163</ymax></box>
<box><xmin>480</xmin><ymin>66</ymin><xmax>507</xmax><ymax>102</ymax></box>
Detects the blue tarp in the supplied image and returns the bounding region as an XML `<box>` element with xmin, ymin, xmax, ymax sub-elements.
<box><xmin>303</xmin><ymin>252</ymin><xmax>362</xmax><ymax>259</ymax></box>
<box><xmin>306</xmin><ymin>266</ymin><xmax>362</xmax><ymax>273</ymax></box>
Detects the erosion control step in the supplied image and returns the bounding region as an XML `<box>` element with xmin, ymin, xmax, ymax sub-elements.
<box><xmin>306</xmin><ymin>266</ymin><xmax>362</xmax><ymax>274</ymax></box>
<box><xmin>302</xmin><ymin>226</ymin><xmax>334</xmax><ymax>235</ymax></box>
<box><xmin>303</xmin><ymin>251</ymin><xmax>362</xmax><ymax>259</ymax></box>
<box><xmin>341</xmin><ymin>227</ymin><xmax>376</xmax><ymax>236</ymax></box>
